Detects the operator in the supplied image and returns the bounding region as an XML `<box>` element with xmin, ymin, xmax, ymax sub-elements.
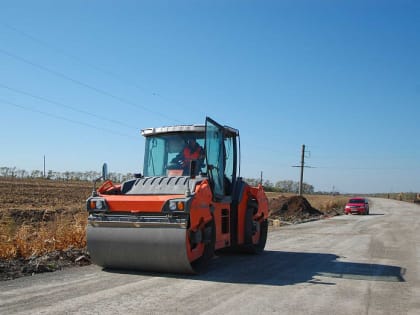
<box><xmin>181</xmin><ymin>138</ymin><xmax>204</xmax><ymax>175</ymax></box>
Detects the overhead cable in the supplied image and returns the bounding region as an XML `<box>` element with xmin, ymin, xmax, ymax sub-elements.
<box><xmin>0</xmin><ymin>48</ymin><xmax>181</xmax><ymax>123</ymax></box>
<box><xmin>0</xmin><ymin>98</ymin><xmax>138</xmax><ymax>139</ymax></box>
<box><xmin>0</xmin><ymin>83</ymin><xmax>138</xmax><ymax>130</ymax></box>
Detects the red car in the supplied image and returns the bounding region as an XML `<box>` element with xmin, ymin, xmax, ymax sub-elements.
<box><xmin>344</xmin><ymin>197</ymin><xmax>370</xmax><ymax>215</ymax></box>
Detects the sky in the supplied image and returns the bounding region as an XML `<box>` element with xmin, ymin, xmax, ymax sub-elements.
<box><xmin>0</xmin><ymin>0</ymin><xmax>419</xmax><ymax>194</ymax></box>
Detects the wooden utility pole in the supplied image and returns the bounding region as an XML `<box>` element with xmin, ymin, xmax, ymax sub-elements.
<box><xmin>293</xmin><ymin>144</ymin><xmax>311</xmax><ymax>196</ymax></box>
<box><xmin>43</xmin><ymin>155</ymin><xmax>46</xmax><ymax>178</ymax></box>
<box><xmin>298</xmin><ymin>145</ymin><xmax>305</xmax><ymax>196</ymax></box>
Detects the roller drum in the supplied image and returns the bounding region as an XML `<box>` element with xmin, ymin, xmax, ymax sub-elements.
<box><xmin>87</xmin><ymin>225</ymin><xmax>195</xmax><ymax>274</ymax></box>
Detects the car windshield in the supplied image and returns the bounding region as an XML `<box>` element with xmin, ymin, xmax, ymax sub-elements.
<box><xmin>143</xmin><ymin>132</ymin><xmax>206</xmax><ymax>177</ymax></box>
<box><xmin>349</xmin><ymin>199</ymin><xmax>365</xmax><ymax>203</ymax></box>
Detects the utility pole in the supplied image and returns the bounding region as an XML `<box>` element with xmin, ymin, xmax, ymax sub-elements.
<box><xmin>43</xmin><ymin>155</ymin><xmax>46</xmax><ymax>178</ymax></box>
<box><xmin>299</xmin><ymin>144</ymin><xmax>305</xmax><ymax>196</ymax></box>
<box><xmin>292</xmin><ymin>144</ymin><xmax>313</xmax><ymax>196</ymax></box>
<box><xmin>260</xmin><ymin>171</ymin><xmax>263</xmax><ymax>185</ymax></box>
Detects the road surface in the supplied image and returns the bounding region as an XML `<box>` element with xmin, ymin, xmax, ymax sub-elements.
<box><xmin>1</xmin><ymin>198</ymin><xmax>419</xmax><ymax>314</ymax></box>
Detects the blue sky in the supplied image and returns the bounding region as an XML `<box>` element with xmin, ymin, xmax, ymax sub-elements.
<box><xmin>0</xmin><ymin>0</ymin><xmax>419</xmax><ymax>193</ymax></box>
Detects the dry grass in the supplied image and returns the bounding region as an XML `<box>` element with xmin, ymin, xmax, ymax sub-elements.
<box><xmin>0</xmin><ymin>177</ymin><xmax>91</xmax><ymax>260</ymax></box>
<box><xmin>304</xmin><ymin>195</ymin><xmax>349</xmax><ymax>212</ymax></box>
<box><xmin>0</xmin><ymin>211</ymin><xmax>87</xmax><ymax>259</ymax></box>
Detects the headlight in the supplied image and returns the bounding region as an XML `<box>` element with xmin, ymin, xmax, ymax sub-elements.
<box><xmin>168</xmin><ymin>200</ymin><xmax>186</xmax><ymax>211</ymax></box>
<box><xmin>163</xmin><ymin>198</ymin><xmax>190</xmax><ymax>213</ymax></box>
<box><xmin>87</xmin><ymin>197</ymin><xmax>108</xmax><ymax>212</ymax></box>
<box><xmin>169</xmin><ymin>200</ymin><xmax>185</xmax><ymax>211</ymax></box>
<box><xmin>169</xmin><ymin>201</ymin><xmax>177</xmax><ymax>211</ymax></box>
<box><xmin>95</xmin><ymin>200</ymin><xmax>104</xmax><ymax>209</ymax></box>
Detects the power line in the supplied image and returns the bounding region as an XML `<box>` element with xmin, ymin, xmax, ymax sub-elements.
<box><xmin>0</xmin><ymin>48</ymin><xmax>181</xmax><ymax>123</ymax></box>
<box><xmin>0</xmin><ymin>22</ymin><xmax>161</xmax><ymax>98</ymax></box>
<box><xmin>0</xmin><ymin>82</ymin><xmax>138</xmax><ymax>130</ymax></box>
<box><xmin>0</xmin><ymin>98</ymin><xmax>138</xmax><ymax>139</ymax></box>
<box><xmin>0</xmin><ymin>21</ymin><xmax>205</xmax><ymax>119</ymax></box>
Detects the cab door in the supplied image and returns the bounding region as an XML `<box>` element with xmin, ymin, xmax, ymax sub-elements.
<box><xmin>205</xmin><ymin>117</ymin><xmax>225</xmax><ymax>200</ymax></box>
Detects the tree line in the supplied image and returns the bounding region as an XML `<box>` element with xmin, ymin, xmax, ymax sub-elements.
<box><xmin>244</xmin><ymin>178</ymin><xmax>315</xmax><ymax>194</ymax></box>
<box><xmin>0</xmin><ymin>166</ymin><xmax>316</xmax><ymax>194</ymax></box>
<box><xmin>0</xmin><ymin>166</ymin><xmax>133</xmax><ymax>183</ymax></box>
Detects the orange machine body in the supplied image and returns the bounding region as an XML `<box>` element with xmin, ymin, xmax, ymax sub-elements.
<box><xmin>86</xmin><ymin>117</ymin><xmax>269</xmax><ymax>273</ymax></box>
<box><xmin>94</xmin><ymin>176</ymin><xmax>268</xmax><ymax>263</ymax></box>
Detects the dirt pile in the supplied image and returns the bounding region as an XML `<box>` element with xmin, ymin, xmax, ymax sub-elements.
<box><xmin>0</xmin><ymin>248</ymin><xmax>90</xmax><ymax>281</ymax></box>
<box><xmin>268</xmin><ymin>195</ymin><xmax>324</xmax><ymax>223</ymax></box>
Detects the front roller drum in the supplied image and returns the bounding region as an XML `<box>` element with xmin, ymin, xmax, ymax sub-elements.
<box><xmin>87</xmin><ymin>225</ymin><xmax>196</xmax><ymax>274</ymax></box>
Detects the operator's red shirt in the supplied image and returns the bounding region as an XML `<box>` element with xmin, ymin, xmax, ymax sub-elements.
<box><xmin>183</xmin><ymin>145</ymin><xmax>202</xmax><ymax>162</ymax></box>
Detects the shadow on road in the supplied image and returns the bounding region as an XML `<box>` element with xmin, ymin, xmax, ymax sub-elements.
<box><xmin>346</xmin><ymin>213</ymin><xmax>385</xmax><ymax>216</ymax></box>
<box><xmin>105</xmin><ymin>250</ymin><xmax>405</xmax><ymax>286</ymax></box>
<box><xmin>201</xmin><ymin>251</ymin><xmax>405</xmax><ymax>285</ymax></box>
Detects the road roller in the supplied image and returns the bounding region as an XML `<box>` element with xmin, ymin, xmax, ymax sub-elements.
<box><xmin>86</xmin><ymin>117</ymin><xmax>268</xmax><ymax>273</ymax></box>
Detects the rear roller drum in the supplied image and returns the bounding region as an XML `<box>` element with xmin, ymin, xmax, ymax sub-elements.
<box><xmin>242</xmin><ymin>199</ymin><xmax>268</xmax><ymax>254</ymax></box>
<box><xmin>190</xmin><ymin>220</ymin><xmax>215</xmax><ymax>272</ymax></box>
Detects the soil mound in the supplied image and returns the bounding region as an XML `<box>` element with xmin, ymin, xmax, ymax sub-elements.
<box><xmin>0</xmin><ymin>249</ymin><xmax>91</xmax><ymax>281</ymax></box>
<box><xmin>0</xmin><ymin>249</ymin><xmax>90</xmax><ymax>281</ymax></box>
<box><xmin>269</xmin><ymin>195</ymin><xmax>323</xmax><ymax>223</ymax></box>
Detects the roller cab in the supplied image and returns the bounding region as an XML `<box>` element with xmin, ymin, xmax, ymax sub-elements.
<box><xmin>86</xmin><ymin>117</ymin><xmax>268</xmax><ymax>273</ymax></box>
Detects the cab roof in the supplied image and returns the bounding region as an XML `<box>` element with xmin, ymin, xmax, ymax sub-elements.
<box><xmin>141</xmin><ymin>125</ymin><xmax>205</xmax><ymax>136</ymax></box>
<box><xmin>141</xmin><ymin>124</ymin><xmax>239</xmax><ymax>137</ymax></box>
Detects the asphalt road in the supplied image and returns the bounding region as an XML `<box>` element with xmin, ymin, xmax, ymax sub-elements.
<box><xmin>1</xmin><ymin>198</ymin><xmax>419</xmax><ymax>315</ymax></box>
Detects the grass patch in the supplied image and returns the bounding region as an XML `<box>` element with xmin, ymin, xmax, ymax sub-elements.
<box><xmin>0</xmin><ymin>211</ymin><xmax>87</xmax><ymax>259</ymax></box>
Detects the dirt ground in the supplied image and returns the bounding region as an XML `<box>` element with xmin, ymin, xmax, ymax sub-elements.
<box><xmin>0</xmin><ymin>177</ymin><xmax>92</xmax><ymax>212</ymax></box>
<box><xmin>0</xmin><ymin>178</ymin><xmax>346</xmax><ymax>281</ymax></box>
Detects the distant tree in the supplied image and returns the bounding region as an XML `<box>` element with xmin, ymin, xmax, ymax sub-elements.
<box><xmin>30</xmin><ymin>170</ymin><xmax>43</xmax><ymax>178</ymax></box>
<box><xmin>9</xmin><ymin>167</ymin><xmax>16</xmax><ymax>177</ymax></box>
<box><xmin>16</xmin><ymin>169</ymin><xmax>28</xmax><ymax>178</ymax></box>
<box><xmin>302</xmin><ymin>183</ymin><xmax>315</xmax><ymax>194</ymax></box>
<box><xmin>74</xmin><ymin>172</ymin><xmax>83</xmax><ymax>180</ymax></box>
<box><xmin>263</xmin><ymin>179</ymin><xmax>273</xmax><ymax>188</ymax></box>
<box><xmin>273</xmin><ymin>180</ymin><xmax>314</xmax><ymax>194</ymax></box>
<box><xmin>244</xmin><ymin>178</ymin><xmax>280</xmax><ymax>192</ymax></box>
<box><xmin>0</xmin><ymin>167</ymin><xmax>9</xmax><ymax>177</ymax></box>
<box><xmin>275</xmin><ymin>180</ymin><xmax>295</xmax><ymax>192</ymax></box>
<box><xmin>244</xmin><ymin>178</ymin><xmax>259</xmax><ymax>186</ymax></box>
